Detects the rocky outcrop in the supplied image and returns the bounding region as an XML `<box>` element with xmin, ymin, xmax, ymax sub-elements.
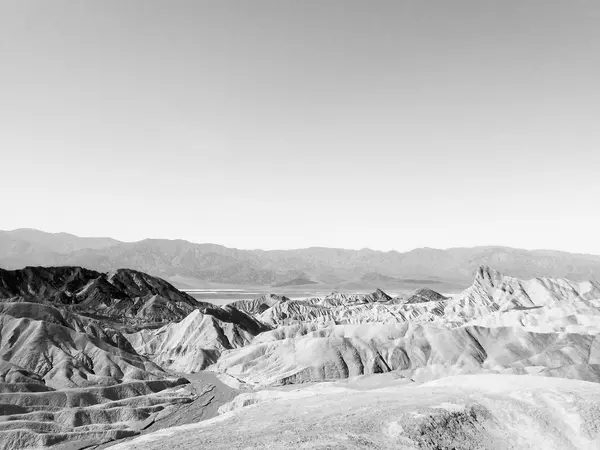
<box><xmin>0</xmin><ymin>266</ymin><xmax>212</xmax><ymax>324</ymax></box>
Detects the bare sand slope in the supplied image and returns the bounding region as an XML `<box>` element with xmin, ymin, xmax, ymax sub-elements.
<box><xmin>214</xmin><ymin>322</ymin><xmax>600</xmax><ymax>385</ymax></box>
<box><xmin>125</xmin><ymin>306</ymin><xmax>268</xmax><ymax>373</ymax></box>
<box><xmin>108</xmin><ymin>373</ymin><xmax>600</xmax><ymax>450</ymax></box>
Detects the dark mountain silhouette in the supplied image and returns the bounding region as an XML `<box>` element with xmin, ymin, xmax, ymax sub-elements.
<box><xmin>0</xmin><ymin>266</ymin><xmax>212</xmax><ymax>325</ymax></box>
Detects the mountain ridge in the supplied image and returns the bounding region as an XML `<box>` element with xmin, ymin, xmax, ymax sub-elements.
<box><xmin>3</xmin><ymin>229</ymin><xmax>600</xmax><ymax>288</ymax></box>
<box><xmin>0</xmin><ymin>265</ymin><xmax>213</xmax><ymax>326</ymax></box>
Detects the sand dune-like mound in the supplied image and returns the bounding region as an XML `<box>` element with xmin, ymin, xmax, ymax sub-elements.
<box><xmin>126</xmin><ymin>306</ymin><xmax>269</xmax><ymax>372</ymax></box>
<box><xmin>214</xmin><ymin>322</ymin><xmax>600</xmax><ymax>385</ymax></box>
<box><xmin>0</xmin><ymin>266</ymin><xmax>212</xmax><ymax>325</ymax></box>
<box><xmin>109</xmin><ymin>374</ymin><xmax>600</xmax><ymax>450</ymax></box>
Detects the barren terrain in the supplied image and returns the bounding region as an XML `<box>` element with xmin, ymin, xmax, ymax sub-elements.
<box><xmin>2</xmin><ymin>262</ymin><xmax>600</xmax><ymax>449</ymax></box>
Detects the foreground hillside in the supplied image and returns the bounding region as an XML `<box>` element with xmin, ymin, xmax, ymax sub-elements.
<box><xmin>4</xmin><ymin>228</ymin><xmax>600</xmax><ymax>288</ymax></box>
<box><xmin>110</xmin><ymin>374</ymin><xmax>600</xmax><ymax>450</ymax></box>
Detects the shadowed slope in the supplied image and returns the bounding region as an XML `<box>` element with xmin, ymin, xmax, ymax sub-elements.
<box><xmin>0</xmin><ymin>266</ymin><xmax>212</xmax><ymax>325</ymax></box>
<box><xmin>0</xmin><ymin>302</ymin><xmax>194</xmax><ymax>449</ymax></box>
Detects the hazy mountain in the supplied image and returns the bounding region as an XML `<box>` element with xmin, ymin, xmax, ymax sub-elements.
<box><xmin>273</xmin><ymin>276</ymin><xmax>318</xmax><ymax>287</ymax></box>
<box><xmin>3</xmin><ymin>229</ymin><xmax>600</xmax><ymax>288</ymax></box>
<box><xmin>0</xmin><ymin>228</ymin><xmax>119</xmax><ymax>270</ymax></box>
<box><xmin>0</xmin><ymin>228</ymin><xmax>119</xmax><ymax>253</ymax></box>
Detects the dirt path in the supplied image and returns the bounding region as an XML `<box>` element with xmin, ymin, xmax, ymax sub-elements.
<box><xmin>146</xmin><ymin>371</ymin><xmax>240</xmax><ymax>430</ymax></box>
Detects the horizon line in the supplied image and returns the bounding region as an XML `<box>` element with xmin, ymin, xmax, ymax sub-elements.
<box><xmin>3</xmin><ymin>227</ymin><xmax>600</xmax><ymax>257</ymax></box>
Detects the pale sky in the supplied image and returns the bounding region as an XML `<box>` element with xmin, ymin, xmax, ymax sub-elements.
<box><xmin>1</xmin><ymin>1</ymin><xmax>599</xmax><ymax>253</ymax></box>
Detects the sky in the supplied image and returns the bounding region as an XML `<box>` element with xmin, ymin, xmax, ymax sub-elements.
<box><xmin>1</xmin><ymin>0</ymin><xmax>599</xmax><ymax>253</ymax></box>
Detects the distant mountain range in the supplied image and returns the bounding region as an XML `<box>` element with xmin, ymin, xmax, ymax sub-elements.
<box><xmin>2</xmin><ymin>228</ymin><xmax>600</xmax><ymax>290</ymax></box>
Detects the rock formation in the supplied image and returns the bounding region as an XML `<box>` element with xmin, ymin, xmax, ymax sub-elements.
<box><xmin>215</xmin><ymin>267</ymin><xmax>600</xmax><ymax>385</ymax></box>
<box><xmin>0</xmin><ymin>266</ymin><xmax>213</xmax><ymax>325</ymax></box>
<box><xmin>3</xmin><ymin>262</ymin><xmax>600</xmax><ymax>449</ymax></box>
<box><xmin>0</xmin><ymin>301</ymin><xmax>192</xmax><ymax>448</ymax></box>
